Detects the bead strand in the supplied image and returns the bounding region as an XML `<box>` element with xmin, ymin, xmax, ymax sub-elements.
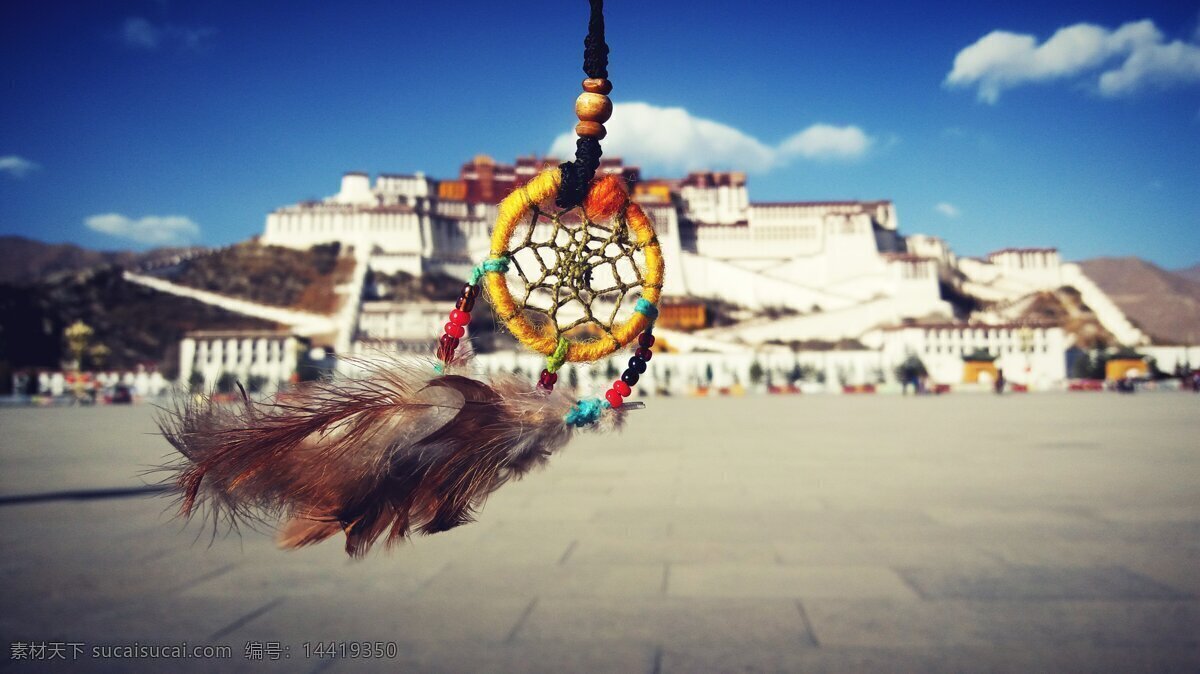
<box><xmin>605</xmin><ymin>329</ymin><xmax>654</xmax><ymax>408</ymax></box>
<box><xmin>575</xmin><ymin>78</ymin><xmax>613</xmax><ymax>140</ymax></box>
<box><xmin>438</xmin><ymin>283</ymin><xmax>478</xmax><ymax>366</ymax></box>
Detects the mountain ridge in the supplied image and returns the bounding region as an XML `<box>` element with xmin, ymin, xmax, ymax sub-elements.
<box><xmin>0</xmin><ymin>235</ymin><xmax>202</xmax><ymax>284</ymax></box>
<box><xmin>1078</xmin><ymin>256</ymin><xmax>1200</xmax><ymax>345</ymax></box>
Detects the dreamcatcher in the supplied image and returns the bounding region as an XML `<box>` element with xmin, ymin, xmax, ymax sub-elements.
<box><xmin>161</xmin><ymin>0</ymin><xmax>664</xmax><ymax>557</ymax></box>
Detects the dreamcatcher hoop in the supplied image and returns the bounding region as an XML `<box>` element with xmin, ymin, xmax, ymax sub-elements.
<box><xmin>483</xmin><ymin>168</ymin><xmax>664</xmax><ymax>364</ymax></box>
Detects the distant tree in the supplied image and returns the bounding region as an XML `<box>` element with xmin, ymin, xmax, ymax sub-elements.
<box><xmin>246</xmin><ymin>375</ymin><xmax>268</xmax><ymax>393</ymax></box>
<box><xmin>215</xmin><ymin>372</ymin><xmax>237</xmax><ymax>394</ymax></box>
<box><xmin>749</xmin><ymin>360</ymin><xmax>764</xmax><ymax>385</ymax></box>
<box><xmin>1146</xmin><ymin>357</ymin><xmax>1166</xmax><ymax>380</ymax></box>
<box><xmin>704</xmin><ymin>363</ymin><xmax>714</xmax><ymax>384</ymax></box>
<box><xmin>605</xmin><ymin>359</ymin><xmax>619</xmax><ymax>379</ymax></box>
<box><xmin>894</xmin><ymin>356</ymin><xmax>927</xmax><ymax>384</ymax></box>
<box><xmin>836</xmin><ymin>366</ymin><xmax>850</xmax><ymax>387</ymax></box>
<box><xmin>567</xmin><ymin>366</ymin><xmax>579</xmax><ymax>389</ymax></box>
<box><xmin>188</xmin><ymin>371</ymin><xmax>205</xmax><ymax>393</ymax></box>
<box><xmin>1070</xmin><ymin>350</ymin><xmax>1105</xmax><ymax>380</ymax></box>
<box><xmin>789</xmin><ymin>363</ymin><xmax>803</xmax><ymax>384</ymax></box>
<box><xmin>87</xmin><ymin>344</ymin><xmax>111</xmax><ymax>370</ymax></box>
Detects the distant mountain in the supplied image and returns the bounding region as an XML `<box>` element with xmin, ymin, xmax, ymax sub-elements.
<box><xmin>1176</xmin><ymin>264</ymin><xmax>1200</xmax><ymax>284</ymax></box>
<box><xmin>0</xmin><ymin>266</ymin><xmax>277</xmax><ymax>379</ymax></box>
<box><xmin>1079</xmin><ymin>257</ymin><xmax>1200</xmax><ymax>345</ymax></box>
<box><xmin>0</xmin><ymin>235</ymin><xmax>199</xmax><ymax>284</ymax></box>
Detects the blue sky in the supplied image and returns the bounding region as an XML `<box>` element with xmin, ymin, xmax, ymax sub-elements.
<box><xmin>1</xmin><ymin>0</ymin><xmax>1198</xmax><ymax>267</ymax></box>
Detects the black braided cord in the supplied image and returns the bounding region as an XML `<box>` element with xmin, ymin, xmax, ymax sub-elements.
<box><xmin>556</xmin><ymin>0</ymin><xmax>608</xmax><ymax>209</ymax></box>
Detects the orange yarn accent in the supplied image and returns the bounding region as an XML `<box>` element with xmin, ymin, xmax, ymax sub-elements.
<box><xmin>483</xmin><ymin>168</ymin><xmax>664</xmax><ymax>363</ymax></box>
<box><xmin>582</xmin><ymin>174</ymin><xmax>626</xmax><ymax>222</ymax></box>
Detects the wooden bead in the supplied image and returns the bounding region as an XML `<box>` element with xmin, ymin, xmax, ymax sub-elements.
<box><xmin>582</xmin><ymin>78</ymin><xmax>613</xmax><ymax>95</ymax></box>
<box><xmin>575</xmin><ymin>121</ymin><xmax>607</xmax><ymax>139</ymax></box>
<box><xmin>575</xmin><ymin>93</ymin><xmax>612</xmax><ymax>123</ymax></box>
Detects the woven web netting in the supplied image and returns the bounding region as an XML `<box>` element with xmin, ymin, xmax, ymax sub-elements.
<box><xmin>503</xmin><ymin>202</ymin><xmax>653</xmax><ymax>344</ymax></box>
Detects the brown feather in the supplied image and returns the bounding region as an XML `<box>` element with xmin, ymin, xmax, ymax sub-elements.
<box><xmin>159</xmin><ymin>356</ymin><xmax>610</xmax><ymax>557</ymax></box>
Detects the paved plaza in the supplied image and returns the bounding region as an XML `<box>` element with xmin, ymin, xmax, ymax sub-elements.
<box><xmin>1</xmin><ymin>393</ymin><xmax>1198</xmax><ymax>672</ymax></box>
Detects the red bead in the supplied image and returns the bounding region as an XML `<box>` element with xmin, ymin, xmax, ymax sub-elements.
<box><xmin>635</xmin><ymin>347</ymin><xmax>652</xmax><ymax>361</ymax></box>
<box><xmin>444</xmin><ymin>322</ymin><xmax>465</xmax><ymax>339</ymax></box>
<box><xmin>638</xmin><ymin>333</ymin><xmax>655</xmax><ymax>348</ymax></box>
<box><xmin>449</xmin><ymin>309</ymin><xmax>470</xmax><ymax>326</ymax></box>
<box><xmin>613</xmin><ymin>380</ymin><xmax>631</xmax><ymax>397</ymax></box>
<box><xmin>605</xmin><ymin>389</ymin><xmax>624</xmax><ymax>408</ymax></box>
<box><xmin>439</xmin><ymin>334</ymin><xmax>459</xmax><ymax>350</ymax></box>
<box><xmin>540</xmin><ymin>369</ymin><xmax>558</xmax><ymax>385</ymax></box>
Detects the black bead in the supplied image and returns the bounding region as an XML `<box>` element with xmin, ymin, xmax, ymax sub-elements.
<box><xmin>621</xmin><ymin>370</ymin><xmax>640</xmax><ymax>386</ymax></box>
<box><xmin>456</xmin><ymin>294</ymin><xmax>475</xmax><ymax>312</ymax></box>
<box><xmin>628</xmin><ymin>356</ymin><xmax>647</xmax><ymax>374</ymax></box>
<box><xmin>462</xmin><ymin>283</ymin><xmax>480</xmax><ymax>299</ymax></box>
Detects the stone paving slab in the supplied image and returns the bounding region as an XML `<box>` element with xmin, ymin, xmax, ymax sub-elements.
<box><xmin>898</xmin><ymin>564</ymin><xmax>1192</xmax><ymax>601</ymax></box>
<box><xmin>801</xmin><ymin>598</ymin><xmax>1200</xmax><ymax>649</ymax></box>
<box><xmin>516</xmin><ymin>596</ymin><xmax>813</xmax><ymax>648</ymax></box>
<box><xmin>668</xmin><ymin>564</ymin><xmax>918</xmax><ymax>600</ymax></box>
<box><xmin>659</xmin><ymin>644</ymin><xmax>1200</xmax><ymax>674</ymax></box>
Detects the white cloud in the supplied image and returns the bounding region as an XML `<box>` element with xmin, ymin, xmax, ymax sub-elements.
<box><xmin>85</xmin><ymin>213</ymin><xmax>200</xmax><ymax>246</ymax></box>
<box><xmin>934</xmin><ymin>202</ymin><xmax>961</xmax><ymax>218</ymax></box>
<box><xmin>122</xmin><ymin>17</ymin><xmax>161</xmax><ymax>49</ymax></box>
<box><xmin>0</xmin><ymin>155</ymin><xmax>40</xmax><ymax>178</ymax></box>
<box><xmin>778</xmin><ymin>124</ymin><xmax>873</xmax><ymax>160</ymax></box>
<box><xmin>549</xmin><ymin>102</ymin><xmax>873</xmax><ymax>173</ymax></box>
<box><xmin>946</xmin><ymin>19</ymin><xmax>1200</xmax><ymax>102</ymax></box>
<box><xmin>1098</xmin><ymin>39</ymin><xmax>1200</xmax><ymax>96</ymax></box>
<box><xmin>121</xmin><ymin>17</ymin><xmax>215</xmax><ymax>52</ymax></box>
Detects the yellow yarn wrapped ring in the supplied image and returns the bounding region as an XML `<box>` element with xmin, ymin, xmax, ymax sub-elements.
<box><xmin>483</xmin><ymin>168</ymin><xmax>664</xmax><ymax>363</ymax></box>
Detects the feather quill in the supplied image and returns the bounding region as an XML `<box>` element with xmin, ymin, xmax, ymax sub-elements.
<box><xmin>159</xmin><ymin>356</ymin><xmax>619</xmax><ymax>557</ymax></box>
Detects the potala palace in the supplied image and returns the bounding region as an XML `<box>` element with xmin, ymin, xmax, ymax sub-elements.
<box><xmin>139</xmin><ymin>155</ymin><xmax>1195</xmax><ymax>395</ymax></box>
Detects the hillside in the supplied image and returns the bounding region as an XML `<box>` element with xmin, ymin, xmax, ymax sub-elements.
<box><xmin>0</xmin><ymin>266</ymin><xmax>277</xmax><ymax>381</ymax></box>
<box><xmin>1079</xmin><ymin>257</ymin><xmax>1200</xmax><ymax>345</ymax></box>
<box><xmin>162</xmin><ymin>241</ymin><xmax>354</xmax><ymax>314</ymax></box>
<box><xmin>1176</xmin><ymin>264</ymin><xmax>1200</xmax><ymax>284</ymax></box>
<box><xmin>0</xmin><ymin>235</ymin><xmax>198</xmax><ymax>283</ymax></box>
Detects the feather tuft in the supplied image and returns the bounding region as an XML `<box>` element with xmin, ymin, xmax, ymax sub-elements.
<box><xmin>159</xmin><ymin>355</ymin><xmax>619</xmax><ymax>557</ymax></box>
